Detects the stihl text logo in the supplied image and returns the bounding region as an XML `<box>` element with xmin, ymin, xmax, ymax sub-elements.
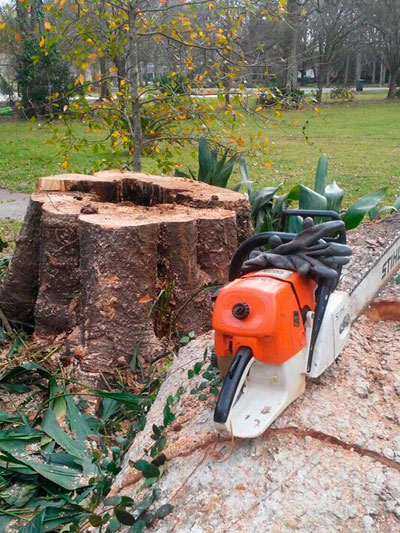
<box><xmin>381</xmin><ymin>246</ymin><xmax>400</xmax><ymax>279</ymax></box>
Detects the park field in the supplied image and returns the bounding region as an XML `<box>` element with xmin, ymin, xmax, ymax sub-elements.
<box><xmin>0</xmin><ymin>96</ymin><xmax>399</xmax><ymax>205</ymax></box>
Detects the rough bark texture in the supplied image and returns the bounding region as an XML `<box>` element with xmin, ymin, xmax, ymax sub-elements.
<box><xmin>0</xmin><ymin>172</ymin><xmax>251</xmax><ymax>384</ymax></box>
<box><xmin>0</xmin><ymin>194</ymin><xmax>46</xmax><ymax>326</ymax></box>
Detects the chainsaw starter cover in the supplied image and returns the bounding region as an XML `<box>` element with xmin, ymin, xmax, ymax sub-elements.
<box><xmin>213</xmin><ymin>270</ymin><xmax>316</xmax><ymax>364</ymax></box>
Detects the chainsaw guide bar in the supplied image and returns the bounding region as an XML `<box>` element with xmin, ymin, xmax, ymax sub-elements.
<box><xmin>212</xmin><ymin>211</ymin><xmax>400</xmax><ymax>439</ymax></box>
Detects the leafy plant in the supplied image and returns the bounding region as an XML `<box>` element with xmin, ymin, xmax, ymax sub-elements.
<box><xmin>330</xmin><ymin>86</ymin><xmax>354</xmax><ymax>101</ymax></box>
<box><xmin>256</xmin><ymin>86</ymin><xmax>305</xmax><ymax>110</ymax></box>
<box><xmin>310</xmin><ymin>155</ymin><xmax>398</xmax><ymax>230</ymax></box>
<box><xmin>16</xmin><ymin>37</ymin><xmax>70</xmax><ymax>117</ymax></box>
<box><xmin>154</xmin><ymin>73</ymin><xmax>190</xmax><ymax>96</ymax></box>
<box><xmin>0</xmin><ymin>74</ymin><xmax>15</xmax><ymax>106</ymax></box>
<box><xmin>235</xmin><ymin>154</ymin><xmax>398</xmax><ymax>232</ymax></box>
<box><xmin>0</xmin><ymin>356</ymin><xmax>177</xmax><ymax>531</ymax></box>
<box><xmin>175</xmin><ymin>136</ymin><xmax>237</xmax><ymax>188</ymax></box>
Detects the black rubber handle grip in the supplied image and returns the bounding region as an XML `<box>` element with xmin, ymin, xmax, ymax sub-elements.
<box><xmin>281</xmin><ymin>209</ymin><xmax>346</xmax><ymax>244</ymax></box>
<box><xmin>229</xmin><ymin>232</ymin><xmax>296</xmax><ymax>281</ymax></box>
<box><xmin>214</xmin><ymin>347</ymin><xmax>253</xmax><ymax>424</ymax></box>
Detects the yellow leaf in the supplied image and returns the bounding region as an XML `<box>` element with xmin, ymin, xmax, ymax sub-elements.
<box><xmin>75</xmin><ymin>73</ymin><xmax>85</xmax><ymax>84</ymax></box>
<box><xmin>81</xmin><ymin>62</ymin><xmax>89</xmax><ymax>71</ymax></box>
<box><xmin>0</xmin><ymin>22</ymin><xmax>6</xmax><ymax>30</ymax></box>
<box><xmin>255</xmin><ymin>106</ymin><xmax>263</xmax><ymax>112</ymax></box>
<box><xmin>44</xmin><ymin>21</ymin><xmax>52</xmax><ymax>31</ymax></box>
<box><xmin>88</xmin><ymin>53</ymin><xmax>98</xmax><ymax>60</ymax></box>
<box><xmin>61</xmin><ymin>160</ymin><xmax>68</xmax><ymax>169</ymax></box>
<box><xmin>39</xmin><ymin>36</ymin><xmax>45</xmax><ymax>47</ymax></box>
<box><xmin>314</xmin><ymin>107</ymin><xmax>322</xmax><ymax>114</ymax></box>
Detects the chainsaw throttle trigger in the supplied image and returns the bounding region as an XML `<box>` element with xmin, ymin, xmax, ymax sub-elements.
<box><xmin>214</xmin><ymin>347</ymin><xmax>253</xmax><ymax>424</ymax></box>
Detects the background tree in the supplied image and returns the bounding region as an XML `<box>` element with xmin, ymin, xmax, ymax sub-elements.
<box><xmin>358</xmin><ymin>0</ymin><xmax>400</xmax><ymax>98</ymax></box>
<box><xmin>42</xmin><ymin>0</ymin><xmax>282</xmax><ymax>172</ymax></box>
<box><xmin>305</xmin><ymin>0</ymin><xmax>360</xmax><ymax>101</ymax></box>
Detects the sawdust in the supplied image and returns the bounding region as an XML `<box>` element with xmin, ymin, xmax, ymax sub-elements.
<box><xmin>339</xmin><ymin>215</ymin><xmax>400</xmax><ymax>292</ymax></box>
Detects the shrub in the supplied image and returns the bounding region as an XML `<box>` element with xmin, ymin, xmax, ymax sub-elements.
<box><xmin>257</xmin><ymin>86</ymin><xmax>305</xmax><ymax>110</ymax></box>
<box><xmin>330</xmin><ymin>86</ymin><xmax>354</xmax><ymax>101</ymax></box>
<box><xmin>16</xmin><ymin>37</ymin><xmax>70</xmax><ymax>117</ymax></box>
<box><xmin>153</xmin><ymin>73</ymin><xmax>190</xmax><ymax>95</ymax></box>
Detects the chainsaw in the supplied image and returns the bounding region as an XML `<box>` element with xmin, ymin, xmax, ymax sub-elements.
<box><xmin>212</xmin><ymin>209</ymin><xmax>400</xmax><ymax>438</ymax></box>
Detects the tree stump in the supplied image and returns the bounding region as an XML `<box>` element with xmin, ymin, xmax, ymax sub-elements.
<box><xmin>0</xmin><ymin>172</ymin><xmax>251</xmax><ymax>384</ymax></box>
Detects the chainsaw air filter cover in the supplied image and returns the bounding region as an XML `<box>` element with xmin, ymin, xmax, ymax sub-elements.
<box><xmin>212</xmin><ymin>269</ymin><xmax>316</xmax><ymax>365</ymax></box>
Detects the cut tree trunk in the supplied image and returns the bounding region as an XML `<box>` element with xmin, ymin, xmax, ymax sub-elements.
<box><xmin>0</xmin><ymin>172</ymin><xmax>251</xmax><ymax>385</ymax></box>
<box><xmin>104</xmin><ymin>217</ymin><xmax>400</xmax><ymax>532</ymax></box>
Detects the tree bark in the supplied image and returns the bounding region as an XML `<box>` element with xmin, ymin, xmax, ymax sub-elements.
<box><xmin>128</xmin><ymin>2</ymin><xmax>143</xmax><ymax>172</ymax></box>
<box><xmin>387</xmin><ymin>67</ymin><xmax>398</xmax><ymax>99</ymax></box>
<box><xmin>355</xmin><ymin>52</ymin><xmax>362</xmax><ymax>81</ymax></box>
<box><xmin>344</xmin><ymin>56</ymin><xmax>350</xmax><ymax>85</ymax></box>
<box><xmin>99</xmin><ymin>56</ymin><xmax>110</xmax><ymax>99</ymax></box>
<box><xmin>282</xmin><ymin>0</ymin><xmax>300</xmax><ymax>90</ymax></box>
<box><xmin>379</xmin><ymin>58</ymin><xmax>386</xmax><ymax>86</ymax></box>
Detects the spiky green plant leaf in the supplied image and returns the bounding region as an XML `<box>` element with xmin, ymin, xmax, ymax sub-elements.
<box><xmin>314</xmin><ymin>155</ymin><xmax>328</xmax><ymax>195</ymax></box>
<box><xmin>343</xmin><ymin>187</ymin><xmax>387</xmax><ymax>230</ymax></box>
<box><xmin>198</xmin><ymin>136</ymin><xmax>213</xmax><ymax>183</ymax></box>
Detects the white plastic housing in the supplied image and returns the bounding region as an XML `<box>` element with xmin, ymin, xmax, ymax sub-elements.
<box><xmin>307</xmin><ymin>290</ymin><xmax>351</xmax><ymax>378</ymax></box>
<box><xmin>221</xmin><ymin>314</ymin><xmax>313</xmax><ymax>438</ymax></box>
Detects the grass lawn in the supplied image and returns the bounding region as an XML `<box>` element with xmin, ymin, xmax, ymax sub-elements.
<box><xmin>0</xmin><ymin>95</ymin><xmax>399</xmax><ymax>205</ymax></box>
<box><xmin>0</xmin><ymin>218</ymin><xmax>21</xmax><ymax>256</ymax></box>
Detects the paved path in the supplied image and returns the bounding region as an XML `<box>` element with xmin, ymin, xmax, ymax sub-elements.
<box><xmin>0</xmin><ymin>189</ymin><xmax>30</xmax><ymax>221</ymax></box>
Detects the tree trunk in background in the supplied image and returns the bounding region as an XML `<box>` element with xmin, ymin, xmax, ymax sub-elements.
<box><xmin>128</xmin><ymin>3</ymin><xmax>143</xmax><ymax>172</ymax></box>
<box><xmin>379</xmin><ymin>57</ymin><xmax>385</xmax><ymax>86</ymax></box>
<box><xmin>0</xmin><ymin>172</ymin><xmax>252</xmax><ymax>386</ymax></box>
<box><xmin>99</xmin><ymin>57</ymin><xmax>110</xmax><ymax>98</ymax></box>
<box><xmin>283</xmin><ymin>0</ymin><xmax>300</xmax><ymax>89</ymax></box>
<box><xmin>326</xmin><ymin>66</ymin><xmax>332</xmax><ymax>87</ymax></box>
<box><xmin>387</xmin><ymin>67</ymin><xmax>398</xmax><ymax>98</ymax></box>
<box><xmin>344</xmin><ymin>56</ymin><xmax>350</xmax><ymax>85</ymax></box>
<box><xmin>372</xmin><ymin>60</ymin><xmax>376</xmax><ymax>84</ymax></box>
<box><xmin>355</xmin><ymin>52</ymin><xmax>362</xmax><ymax>81</ymax></box>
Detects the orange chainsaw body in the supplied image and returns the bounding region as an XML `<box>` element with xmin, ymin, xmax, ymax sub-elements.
<box><xmin>213</xmin><ymin>269</ymin><xmax>316</xmax><ymax>365</ymax></box>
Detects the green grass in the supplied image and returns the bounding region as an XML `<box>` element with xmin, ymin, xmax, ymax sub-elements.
<box><xmin>1</xmin><ymin>97</ymin><xmax>399</xmax><ymax>205</ymax></box>
<box><xmin>241</xmin><ymin>99</ymin><xmax>400</xmax><ymax>204</ymax></box>
<box><xmin>0</xmin><ymin>217</ymin><xmax>21</xmax><ymax>256</ymax></box>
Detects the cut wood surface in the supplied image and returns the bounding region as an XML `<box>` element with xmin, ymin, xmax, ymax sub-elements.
<box><xmin>106</xmin><ymin>319</ymin><xmax>400</xmax><ymax>532</ymax></box>
<box><xmin>0</xmin><ymin>172</ymin><xmax>251</xmax><ymax>384</ymax></box>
